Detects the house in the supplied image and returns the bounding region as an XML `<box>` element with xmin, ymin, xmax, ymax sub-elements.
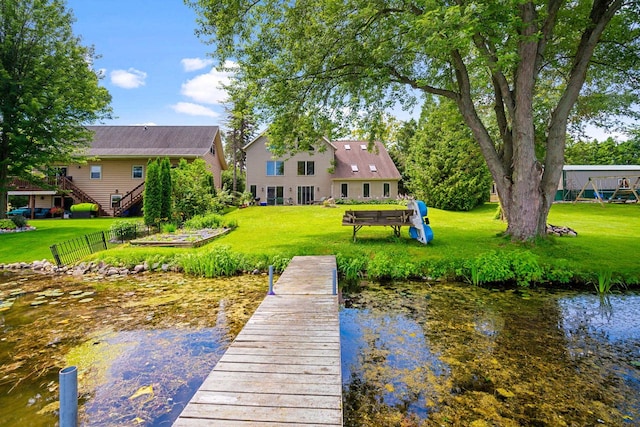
<box><xmin>7</xmin><ymin>126</ymin><xmax>227</xmax><ymax>217</ymax></box>
<box><xmin>243</xmin><ymin>135</ymin><xmax>401</xmax><ymax>205</ymax></box>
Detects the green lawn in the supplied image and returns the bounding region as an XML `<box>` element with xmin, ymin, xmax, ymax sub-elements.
<box><xmin>2</xmin><ymin>203</ymin><xmax>639</xmax><ymax>282</ymax></box>
<box><xmin>0</xmin><ymin>218</ymin><xmax>119</xmax><ymax>263</ymax></box>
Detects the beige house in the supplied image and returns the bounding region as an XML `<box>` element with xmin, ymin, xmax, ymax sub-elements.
<box><xmin>8</xmin><ymin>126</ymin><xmax>227</xmax><ymax>217</ymax></box>
<box><xmin>243</xmin><ymin>135</ymin><xmax>401</xmax><ymax>205</ymax></box>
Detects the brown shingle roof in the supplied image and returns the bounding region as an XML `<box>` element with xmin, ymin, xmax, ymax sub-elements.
<box><xmin>84</xmin><ymin>125</ymin><xmax>220</xmax><ymax>157</ymax></box>
<box><xmin>333</xmin><ymin>140</ymin><xmax>401</xmax><ymax>180</ymax></box>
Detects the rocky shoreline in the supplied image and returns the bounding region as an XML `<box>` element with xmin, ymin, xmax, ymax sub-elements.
<box><xmin>0</xmin><ymin>259</ymin><xmax>181</xmax><ymax>276</ymax></box>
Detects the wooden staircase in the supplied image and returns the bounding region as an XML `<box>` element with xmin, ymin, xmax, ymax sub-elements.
<box><xmin>57</xmin><ymin>176</ymin><xmax>109</xmax><ymax>217</ymax></box>
<box><xmin>113</xmin><ymin>181</ymin><xmax>145</xmax><ymax>217</ymax></box>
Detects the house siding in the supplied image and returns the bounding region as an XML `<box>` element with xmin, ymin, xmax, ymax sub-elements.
<box><xmin>245</xmin><ymin>135</ymin><xmax>335</xmax><ymax>204</ymax></box>
<box><xmin>332</xmin><ymin>180</ymin><xmax>398</xmax><ymax>200</ymax></box>
<box><xmin>69</xmin><ymin>159</ymin><xmax>147</xmax><ymax>215</ymax></box>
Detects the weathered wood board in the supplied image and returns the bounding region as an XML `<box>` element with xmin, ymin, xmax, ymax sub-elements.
<box><xmin>173</xmin><ymin>255</ymin><xmax>342</xmax><ymax>426</ymax></box>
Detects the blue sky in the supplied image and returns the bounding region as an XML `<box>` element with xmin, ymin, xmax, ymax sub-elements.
<box><xmin>67</xmin><ymin>0</ymin><xmax>233</xmax><ymax>127</ymax></box>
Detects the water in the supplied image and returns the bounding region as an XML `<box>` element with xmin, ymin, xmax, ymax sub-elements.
<box><xmin>0</xmin><ymin>271</ymin><xmax>266</xmax><ymax>426</ymax></box>
<box><xmin>2</xmin><ymin>273</ymin><xmax>639</xmax><ymax>426</ymax></box>
<box><xmin>341</xmin><ymin>281</ymin><xmax>640</xmax><ymax>426</ymax></box>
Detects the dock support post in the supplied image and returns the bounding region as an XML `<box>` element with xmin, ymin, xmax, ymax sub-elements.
<box><xmin>59</xmin><ymin>366</ymin><xmax>78</xmax><ymax>427</ymax></box>
<box><xmin>268</xmin><ymin>265</ymin><xmax>275</xmax><ymax>295</ymax></box>
<box><xmin>332</xmin><ymin>268</ymin><xmax>337</xmax><ymax>295</ymax></box>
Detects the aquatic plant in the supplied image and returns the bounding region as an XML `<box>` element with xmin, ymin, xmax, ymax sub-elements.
<box><xmin>336</xmin><ymin>253</ymin><xmax>367</xmax><ymax>281</ymax></box>
<box><xmin>594</xmin><ymin>269</ymin><xmax>615</xmax><ymax>295</ymax></box>
<box><xmin>180</xmin><ymin>245</ymin><xmax>247</xmax><ymax>277</ymax></box>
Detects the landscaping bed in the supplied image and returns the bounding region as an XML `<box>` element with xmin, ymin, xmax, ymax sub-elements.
<box><xmin>129</xmin><ymin>227</ymin><xmax>231</xmax><ymax>248</ymax></box>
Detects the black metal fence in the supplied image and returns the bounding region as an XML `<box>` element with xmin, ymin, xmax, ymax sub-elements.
<box><xmin>49</xmin><ymin>224</ymin><xmax>147</xmax><ymax>267</ymax></box>
<box><xmin>50</xmin><ymin>231</ymin><xmax>109</xmax><ymax>267</ymax></box>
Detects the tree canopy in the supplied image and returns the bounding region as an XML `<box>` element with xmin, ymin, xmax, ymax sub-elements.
<box><xmin>0</xmin><ymin>0</ymin><xmax>112</xmax><ymax>217</ymax></box>
<box><xmin>188</xmin><ymin>0</ymin><xmax>639</xmax><ymax>240</ymax></box>
<box><xmin>407</xmin><ymin>97</ymin><xmax>492</xmax><ymax>211</ymax></box>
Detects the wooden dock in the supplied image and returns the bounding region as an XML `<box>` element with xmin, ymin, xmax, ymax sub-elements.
<box><xmin>173</xmin><ymin>255</ymin><xmax>342</xmax><ymax>426</ymax></box>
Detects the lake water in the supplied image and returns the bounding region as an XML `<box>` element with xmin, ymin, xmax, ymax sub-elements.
<box><xmin>1</xmin><ymin>273</ymin><xmax>639</xmax><ymax>426</ymax></box>
<box><xmin>340</xmin><ymin>281</ymin><xmax>640</xmax><ymax>426</ymax></box>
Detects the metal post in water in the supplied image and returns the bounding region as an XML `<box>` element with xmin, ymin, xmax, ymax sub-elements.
<box><xmin>267</xmin><ymin>265</ymin><xmax>275</xmax><ymax>295</ymax></box>
<box><xmin>332</xmin><ymin>268</ymin><xmax>338</xmax><ymax>296</ymax></box>
<box><xmin>59</xmin><ymin>366</ymin><xmax>78</xmax><ymax>427</ymax></box>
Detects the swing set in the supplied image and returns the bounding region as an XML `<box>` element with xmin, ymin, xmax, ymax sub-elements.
<box><xmin>574</xmin><ymin>175</ymin><xmax>640</xmax><ymax>206</ymax></box>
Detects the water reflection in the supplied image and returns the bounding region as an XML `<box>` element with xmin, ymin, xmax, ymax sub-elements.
<box><xmin>82</xmin><ymin>327</ymin><xmax>229</xmax><ymax>426</ymax></box>
<box><xmin>341</xmin><ymin>282</ymin><xmax>640</xmax><ymax>426</ymax></box>
<box><xmin>341</xmin><ymin>308</ymin><xmax>448</xmax><ymax>420</ymax></box>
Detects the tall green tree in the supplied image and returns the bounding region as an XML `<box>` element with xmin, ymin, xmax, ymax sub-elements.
<box><xmin>223</xmin><ymin>78</ymin><xmax>256</xmax><ymax>193</ymax></box>
<box><xmin>407</xmin><ymin>98</ymin><xmax>492</xmax><ymax>211</ymax></box>
<box><xmin>143</xmin><ymin>159</ymin><xmax>161</xmax><ymax>227</ymax></box>
<box><xmin>160</xmin><ymin>157</ymin><xmax>173</xmax><ymax>221</ymax></box>
<box><xmin>188</xmin><ymin>0</ymin><xmax>639</xmax><ymax>241</ymax></box>
<box><xmin>0</xmin><ymin>0</ymin><xmax>111</xmax><ymax>217</ymax></box>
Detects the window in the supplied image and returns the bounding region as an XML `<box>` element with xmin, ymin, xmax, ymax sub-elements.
<box><xmin>618</xmin><ymin>178</ymin><xmax>630</xmax><ymax>189</ymax></box>
<box><xmin>132</xmin><ymin>165</ymin><xmax>144</xmax><ymax>179</ymax></box>
<box><xmin>297</xmin><ymin>161</ymin><xmax>315</xmax><ymax>176</ymax></box>
<box><xmin>345</xmin><ymin>144</ymin><xmax>351</xmax><ymax>150</ymax></box>
<box><xmin>383</xmin><ymin>183</ymin><xmax>390</xmax><ymax>198</ymax></box>
<box><xmin>267</xmin><ymin>186</ymin><xmax>284</xmax><ymax>205</ymax></box>
<box><xmin>351</xmin><ymin>164</ymin><xmax>359</xmax><ymax>172</ymax></box>
<box><xmin>90</xmin><ymin>165</ymin><xmax>102</xmax><ymax>180</ymax></box>
<box><xmin>360</xmin><ymin>144</ymin><xmax>367</xmax><ymax>150</ymax></box>
<box><xmin>250</xmin><ymin>185</ymin><xmax>257</xmax><ymax>198</ymax></box>
<box><xmin>111</xmin><ymin>194</ymin><xmax>122</xmax><ymax>208</ymax></box>
<box><xmin>369</xmin><ymin>164</ymin><xmax>377</xmax><ymax>172</ymax></box>
<box><xmin>341</xmin><ymin>183</ymin><xmax>348</xmax><ymax>198</ymax></box>
<box><xmin>266</xmin><ymin>161</ymin><xmax>284</xmax><ymax>176</ymax></box>
<box><xmin>297</xmin><ymin>186</ymin><xmax>315</xmax><ymax>204</ymax></box>
<box><xmin>363</xmin><ymin>183</ymin><xmax>370</xmax><ymax>198</ymax></box>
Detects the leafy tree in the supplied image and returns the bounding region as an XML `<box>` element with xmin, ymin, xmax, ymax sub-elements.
<box><xmin>188</xmin><ymin>0</ymin><xmax>639</xmax><ymax>241</ymax></box>
<box><xmin>143</xmin><ymin>159</ymin><xmax>162</xmax><ymax>227</ymax></box>
<box><xmin>160</xmin><ymin>157</ymin><xmax>173</xmax><ymax>221</ymax></box>
<box><xmin>565</xmin><ymin>136</ymin><xmax>640</xmax><ymax>164</ymax></box>
<box><xmin>223</xmin><ymin>78</ymin><xmax>256</xmax><ymax>193</ymax></box>
<box><xmin>172</xmin><ymin>158</ymin><xmax>216</xmax><ymax>221</ymax></box>
<box><xmin>407</xmin><ymin>97</ymin><xmax>491</xmax><ymax>211</ymax></box>
<box><xmin>221</xmin><ymin>168</ymin><xmax>245</xmax><ymax>194</ymax></box>
<box><xmin>0</xmin><ymin>0</ymin><xmax>111</xmax><ymax>218</ymax></box>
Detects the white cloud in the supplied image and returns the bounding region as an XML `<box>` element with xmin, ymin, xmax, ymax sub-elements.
<box><xmin>181</xmin><ymin>57</ymin><xmax>214</xmax><ymax>72</ymax></box>
<box><xmin>180</xmin><ymin>61</ymin><xmax>237</xmax><ymax>105</ymax></box>
<box><xmin>171</xmin><ymin>102</ymin><xmax>219</xmax><ymax>118</ymax></box>
<box><xmin>110</xmin><ymin>68</ymin><xmax>147</xmax><ymax>89</ymax></box>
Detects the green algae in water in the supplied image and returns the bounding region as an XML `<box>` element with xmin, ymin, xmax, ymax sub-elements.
<box><xmin>341</xmin><ymin>282</ymin><xmax>640</xmax><ymax>427</ymax></box>
<box><xmin>0</xmin><ymin>272</ymin><xmax>267</xmax><ymax>427</ymax></box>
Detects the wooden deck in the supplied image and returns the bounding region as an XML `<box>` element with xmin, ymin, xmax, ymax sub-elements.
<box><xmin>173</xmin><ymin>255</ymin><xmax>342</xmax><ymax>426</ymax></box>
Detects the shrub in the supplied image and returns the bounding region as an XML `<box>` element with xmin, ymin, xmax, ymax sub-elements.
<box><xmin>10</xmin><ymin>215</ymin><xmax>27</xmax><ymax>228</ymax></box>
<box><xmin>162</xmin><ymin>223</ymin><xmax>177</xmax><ymax>233</ymax></box>
<box><xmin>509</xmin><ymin>251</ymin><xmax>543</xmax><ymax>287</ymax></box>
<box><xmin>70</xmin><ymin>203</ymin><xmax>98</xmax><ymax>212</ymax></box>
<box><xmin>109</xmin><ymin>219</ymin><xmax>144</xmax><ymax>241</ymax></box>
<box><xmin>0</xmin><ymin>219</ymin><xmax>17</xmax><ymax>230</ymax></box>
<box><xmin>336</xmin><ymin>253</ymin><xmax>367</xmax><ymax>281</ymax></box>
<box><xmin>184</xmin><ymin>213</ymin><xmax>224</xmax><ymax>229</ymax></box>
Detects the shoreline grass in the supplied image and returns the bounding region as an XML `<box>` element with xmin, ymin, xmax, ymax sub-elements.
<box><xmin>2</xmin><ymin>203</ymin><xmax>639</xmax><ymax>286</ymax></box>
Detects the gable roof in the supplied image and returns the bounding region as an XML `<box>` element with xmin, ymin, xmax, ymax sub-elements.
<box><xmin>332</xmin><ymin>140</ymin><xmax>401</xmax><ymax>180</ymax></box>
<box><xmin>83</xmin><ymin>126</ymin><xmax>226</xmax><ymax>168</ymax></box>
<box><xmin>243</xmin><ymin>132</ymin><xmax>337</xmax><ymax>152</ymax></box>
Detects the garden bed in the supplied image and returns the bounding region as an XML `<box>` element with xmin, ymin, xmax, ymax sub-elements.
<box><xmin>129</xmin><ymin>227</ymin><xmax>231</xmax><ymax>248</ymax></box>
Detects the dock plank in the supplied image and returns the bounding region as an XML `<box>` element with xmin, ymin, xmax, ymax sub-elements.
<box><xmin>173</xmin><ymin>255</ymin><xmax>342</xmax><ymax>426</ymax></box>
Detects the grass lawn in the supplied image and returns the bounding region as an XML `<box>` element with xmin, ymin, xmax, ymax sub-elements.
<box><xmin>2</xmin><ymin>202</ymin><xmax>639</xmax><ymax>282</ymax></box>
<box><xmin>0</xmin><ymin>218</ymin><xmax>119</xmax><ymax>263</ymax></box>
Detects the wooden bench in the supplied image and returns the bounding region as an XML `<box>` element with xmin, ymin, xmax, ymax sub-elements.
<box><xmin>342</xmin><ymin>209</ymin><xmax>415</xmax><ymax>241</ymax></box>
